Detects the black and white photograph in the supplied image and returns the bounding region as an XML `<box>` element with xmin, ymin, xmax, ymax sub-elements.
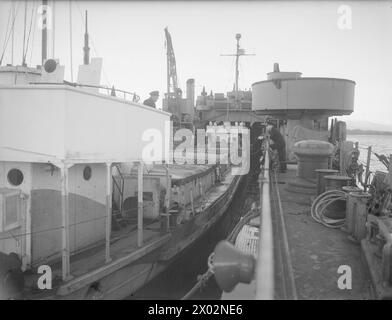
<box><xmin>0</xmin><ymin>0</ymin><xmax>392</xmax><ymax>305</ymax></box>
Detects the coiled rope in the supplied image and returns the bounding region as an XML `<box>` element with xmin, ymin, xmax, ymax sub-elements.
<box><xmin>311</xmin><ymin>190</ymin><xmax>347</xmax><ymax>228</ymax></box>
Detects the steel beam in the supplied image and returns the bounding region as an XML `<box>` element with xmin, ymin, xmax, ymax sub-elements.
<box><xmin>105</xmin><ymin>163</ymin><xmax>112</xmax><ymax>263</ymax></box>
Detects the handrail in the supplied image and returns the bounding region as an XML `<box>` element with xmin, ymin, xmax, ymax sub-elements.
<box><xmin>29</xmin><ymin>81</ymin><xmax>140</xmax><ymax>102</ymax></box>
<box><xmin>255</xmin><ymin>137</ymin><xmax>274</xmax><ymax>299</ymax></box>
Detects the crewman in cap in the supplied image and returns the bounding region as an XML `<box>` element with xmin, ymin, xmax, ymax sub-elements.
<box><xmin>266</xmin><ymin>117</ymin><xmax>287</xmax><ymax>172</ymax></box>
<box><xmin>143</xmin><ymin>91</ymin><xmax>159</xmax><ymax>108</ymax></box>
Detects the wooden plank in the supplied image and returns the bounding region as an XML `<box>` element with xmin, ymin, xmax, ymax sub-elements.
<box><xmin>57</xmin><ymin>234</ymin><xmax>171</xmax><ymax>296</ymax></box>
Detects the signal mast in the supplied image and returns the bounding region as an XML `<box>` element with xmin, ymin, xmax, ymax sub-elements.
<box><xmin>221</xmin><ymin>34</ymin><xmax>255</xmax><ymax>109</ymax></box>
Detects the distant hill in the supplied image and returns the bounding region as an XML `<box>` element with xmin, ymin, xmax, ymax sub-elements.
<box><xmin>347</xmin><ymin>129</ymin><xmax>392</xmax><ymax>135</ymax></box>
<box><xmin>344</xmin><ymin>119</ymin><xmax>392</xmax><ymax>132</ymax></box>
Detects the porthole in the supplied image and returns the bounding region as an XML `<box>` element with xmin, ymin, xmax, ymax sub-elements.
<box><xmin>7</xmin><ymin>168</ymin><xmax>24</xmax><ymax>186</ymax></box>
<box><xmin>83</xmin><ymin>166</ymin><xmax>92</xmax><ymax>181</ymax></box>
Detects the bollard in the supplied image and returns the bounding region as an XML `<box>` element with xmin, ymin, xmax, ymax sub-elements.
<box><xmin>292</xmin><ymin>140</ymin><xmax>335</xmax><ymax>181</ymax></box>
<box><xmin>343</xmin><ymin>186</ymin><xmax>363</xmax><ymax>234</ymax></box>
<box><xmin>315</xmin><ymin>169</ymin><xmax>339</xmax><ymax>196</ymax></box>
<box><xmin>349</xmin><ymin>192</ymin><xmax>372</xmax><ymax>241</ymax></box>
<box><xmin>286</xmin><ymin>140</ymin><xmax>334</xmax><ymax>195</ymax></box>
<box><xmin>323</xmin><ymin>175</ymin><xmax>352</xmax><ymax>219</ymax></box>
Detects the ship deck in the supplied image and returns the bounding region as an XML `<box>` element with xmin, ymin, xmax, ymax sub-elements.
<box><xmin>273</xmin><ymin>164</ymin><xmax>372</xmax><ymax>299</ymax></box>
<box><xmin>224</xmin><ymin>164</ymin><xmax>373</xmax><ymax>300</ymax></box>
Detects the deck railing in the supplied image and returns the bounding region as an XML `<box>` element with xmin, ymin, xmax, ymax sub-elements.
<box><xmin>255</xmin><ymin>137</ymin><xmax>275</xmax><ymax>299</ymax></box>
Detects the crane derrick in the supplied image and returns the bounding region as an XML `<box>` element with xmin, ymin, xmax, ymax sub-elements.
<box><xmin>164</xmin><ymin>27</ymin><xmax>182</xmax><ymax>123</ymax></box>
<box><xmin>164</xmin><ymin>27</ymin><xmax>178</xmax><ymax>96</ymax></box>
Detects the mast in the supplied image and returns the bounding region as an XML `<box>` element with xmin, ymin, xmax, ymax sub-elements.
<box><xmin>69</xmin><ymin>0</ymin><xmax>73</xmax><ymax>82</ymax></box>
<box><xmin>83</xmin><ymin>10</ymin><xmax>90</xmax><ymax>65</ymax></box>
<box><xmin>221</xmin><ymin>34</ymin><xmax>255</xmax><ymax>109</ymax></box>
<box><xmin>235</xmin><ymin>33</ymin><xmax>240</xmax><ymax>100</ymax></box>
<box><xmin>42</xmin><ymin>0</ymin><xmax>48</xmax><ymax>64</ymax></box>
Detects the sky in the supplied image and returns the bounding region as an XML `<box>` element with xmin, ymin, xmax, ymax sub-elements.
<box><xmin>0</xmin><ymin>0</ymin><xmax>391</xmax><ymax>126</ymax></box>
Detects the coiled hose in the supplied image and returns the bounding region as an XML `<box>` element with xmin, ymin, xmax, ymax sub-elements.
<box><xmin>310</xmin><ymin>190</ymin><xmax>347</xmax><ymax>229</ymax></box>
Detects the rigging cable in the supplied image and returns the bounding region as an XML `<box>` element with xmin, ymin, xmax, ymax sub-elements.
<box><xmin>11</xmin><ymin>1</ymin><xmax>15</xmax><ymax>65</ymax></box>
<box><xmin>0</xmin><ymin>1</ymin><xmax>21</xmax><ymax>65</ymax></box>
<box><xmin>52</xmin><ymin>0</ymin><xmax>55</xmax><ymax>57</ymax></box>
<box><xmin>29</xmin><ymin>2</ymin><xmax>37</xmax><ymax>65</ymax></box>
<box><xmin>22</xmin><ymin>0</ymin><xmax>27</xmax><ymax>65</ymax></box>
<box><xmin>1</xmin><ymin>3</ymin><xmax>12</xmax><ymax>64</ymax></box>
<box><xmin>22</xmin><ymin>1</ymin><xmax>36</xmax><ymax>66</ymax></box>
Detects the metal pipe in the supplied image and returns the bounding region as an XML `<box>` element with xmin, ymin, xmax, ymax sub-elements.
<box><xmin>386</xmin><ymin>154</ymin><xmax>392</xmax><ymax>190</ymax></box>
<box><xmin>255</xmin><ymin>139</ymin><xmax>274</xmax><ymax>299</ymax></box>
<box><xmin>165</xmin><ymin>164</ymin><xmax>171</xmax><ymax>231</ymax></box>
<box><xmin>190</xmin><ymin>187</ymin><xmax>195</xmax><ymax>216</ymax></box>
<box><xmin>24</xmin><ymin>192</ymin><xmax>31</xmax><ymax>269</ymax></box>
<box><xmin>61</xmin><ymin>165</ymin><xmax>70</xmax><ymax>280</ymax></box>
<box><xmin>137</xmin><ymin>161</ymin><xmax>143</xmax><ymax>247</ymax></box>
<box><xmin>105</xmin><ymin>163</ymin><xmax>112</xmax><ymax>263</ymax></box>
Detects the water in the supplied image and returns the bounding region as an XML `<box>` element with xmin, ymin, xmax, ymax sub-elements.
<box><xmin>347</xmin><ymin>134</ymin><xmax>392</xmax><ymax>172</ymax></box>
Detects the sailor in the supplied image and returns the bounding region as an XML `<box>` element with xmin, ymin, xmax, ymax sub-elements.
<box><xmin>266</xmin><ymin>117</ymin><xmax>287</xmax><ymax>173</ymax></box>
<box><xmin>143</xmin><ymin>91</ymin><xmax>159</xmax><ymax>108</ymax></box>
